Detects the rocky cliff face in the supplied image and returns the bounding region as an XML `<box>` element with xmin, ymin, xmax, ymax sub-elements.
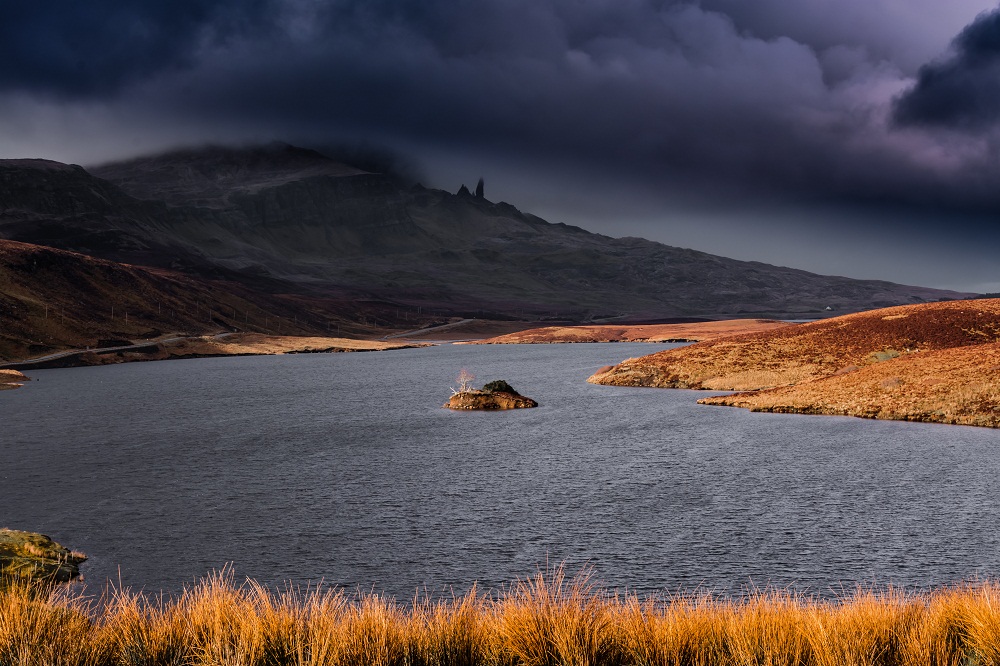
<box><xmin>0</xmin><ymin>144</ymin><xmax>977</xmax><ymax>323</ymax></box>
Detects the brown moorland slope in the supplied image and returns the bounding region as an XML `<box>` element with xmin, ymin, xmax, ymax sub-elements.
<box><xmin>0</xmin><ymin>239</ymin><xmax>407</xmax><ymax>363</ymax></box>
<box><xmin>588</xmin><ymin>299</ymin><xmax>1000</xmax><ymax>391</ymax></box>
<box><xmin>699</xmin><ymin>341</ymin><xmax>1000</xmax><ymax>427</ymax></box>
<box><xmin>469</xmin><ymin>319</ymin><xmax>792</xmax><ymax>344</ymax></box>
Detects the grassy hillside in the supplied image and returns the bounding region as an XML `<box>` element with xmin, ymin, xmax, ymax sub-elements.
<box><xmin>0</xmin><ymin>239</ymin><xmax>409</xmax><ymax>363</ymax></box>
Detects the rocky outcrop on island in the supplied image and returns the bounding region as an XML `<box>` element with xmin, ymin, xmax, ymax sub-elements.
<box><xmin>0</xmin><ymin>369</ymin><xmax>27</xmax><ymax>389</ymax></box>
<box><xmin>445</xmin><ymin>380</ymin><xmax>538</xmax><ymax>410</ymax></box>
<box><xmin>0</xmin><ymin>529</ymin><xmax>86</xmax><ymax>586</ymax></box>
<box><xmin>589</xmin><ymin>299</ymin><xmax>1000</xmax><ymax>428</ymax></box>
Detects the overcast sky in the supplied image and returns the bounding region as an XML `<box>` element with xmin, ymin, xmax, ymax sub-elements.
<box><xmin>3</xmin><ymin>0</ymin><xmax>1000</xmax><ymax>292</ymax></box>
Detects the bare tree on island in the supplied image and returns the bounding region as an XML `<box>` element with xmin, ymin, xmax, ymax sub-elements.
<box><xmin>452</xmin><ymin>368</ymin><xmax>476</xmax><ymax>394</ymax></box>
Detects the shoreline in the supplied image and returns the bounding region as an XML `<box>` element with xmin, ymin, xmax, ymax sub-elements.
<box><xmin>0</xmin><ymin>333</ymin><xmax>432</xmax><ymax>371</ymax></box>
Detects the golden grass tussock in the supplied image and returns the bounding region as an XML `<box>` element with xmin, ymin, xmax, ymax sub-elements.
<box><xmin>496</xmin><ymin>568</ymin><xmax>618</xmax><ymax>666</ymax></box>
<box><xmin>9</xmin><ymin>569</ymin><xmax>1000</xmax><ymax>665</ymax></box>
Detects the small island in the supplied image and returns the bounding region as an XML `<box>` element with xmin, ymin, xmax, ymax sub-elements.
<box><xmin>0</xmin><ymin>529</ymin><xmax>87</xmax><ymax>587</ymax></box>
<box><xmin>445</xmin><ymin>377</ymin><xmax>538</xmax><ymax>410</ymax></box>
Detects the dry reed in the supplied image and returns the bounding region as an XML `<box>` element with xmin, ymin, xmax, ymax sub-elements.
<box><xmin>3</xmin><ymin>569</ymin><xmax>1000</xmax><ymax>665</ymax></box>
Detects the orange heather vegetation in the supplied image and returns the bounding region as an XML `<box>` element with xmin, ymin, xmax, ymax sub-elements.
<box><xmin>6</xmin><ymin>568</ymin><xmax>1000</xmax><ymax>665</ymax></box>
<box><xmin>469</xmin><ymin>319</ymin><xmax>791</xmax><ymax>344</ymax></box>
<box><xmin>699</xmin><ymin>341</ymin><xmax>1000</xmax><ymax>427</ymax></box>
<box><xmin>589</xmin><ymin>299</ymin><xmax>1000</xmax><ymax>427</ymax></box>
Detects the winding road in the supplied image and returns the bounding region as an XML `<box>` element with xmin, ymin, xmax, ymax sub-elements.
<box><xmin>0</xmin><ymin>332</ymin><xmax>234</xmax><ymax>370</ymax></box>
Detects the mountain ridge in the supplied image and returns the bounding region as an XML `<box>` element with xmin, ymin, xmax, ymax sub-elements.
<box><xmin>0</xmin><ymin>144</ymin><xmax>976</xmax><ymax>329</ymax></box>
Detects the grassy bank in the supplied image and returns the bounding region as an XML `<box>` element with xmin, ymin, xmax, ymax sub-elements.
<box><xmin>4</xmin><ymin>568</ymin><xmax>1000</xmax><ymax>665</ymax></box>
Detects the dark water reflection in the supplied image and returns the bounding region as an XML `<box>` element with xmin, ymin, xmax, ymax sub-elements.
<box><xmin>2</xmin><ymin>343</ymin><xmax>999</xmax><ymax>600</ymax></box>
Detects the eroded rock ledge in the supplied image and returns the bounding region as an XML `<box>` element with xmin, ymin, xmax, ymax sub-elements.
<box><xmin>0</xmin><ymin>529</ymin><xmax>87</xmax><ymax>586</ymax></box>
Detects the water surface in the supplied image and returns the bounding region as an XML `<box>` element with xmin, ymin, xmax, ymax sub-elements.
<box><xmin>2</xmin><ymin>343</ymin><xmax>999</xmax><ymax>599</ymax></box>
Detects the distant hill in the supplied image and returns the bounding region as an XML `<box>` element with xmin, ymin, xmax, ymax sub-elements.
<box><xmin>0</xmin><ymin>143</ymin><xmax>975</xmax><ymax>331</ymax></box>
<box><xmin>467</xmin><ymin>319</ymin><xmax>792</xmax><ymax>344</ymax></box>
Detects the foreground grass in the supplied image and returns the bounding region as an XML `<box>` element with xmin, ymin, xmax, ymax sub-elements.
<box><xmin>5</xmin><ymin>569</ymin><xmax>1000</xmax><ymax>665</ymax></box>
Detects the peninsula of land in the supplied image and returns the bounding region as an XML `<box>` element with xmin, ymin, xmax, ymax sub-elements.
<box><xmin>589</xmin><ymin>299</ymin><xmax>1000</xmax><ymax>428</ymax></box>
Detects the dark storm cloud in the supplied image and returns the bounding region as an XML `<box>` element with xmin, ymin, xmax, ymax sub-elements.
<box><xmin>893</xmin><ymin>7</ymin><xmax>1000</xmax><ymax>128</ymax></box>
<box><xmin>0</xmin><ymin>0</ymin><xmax>275</xmax><ymax>96</ymax></box>
<box><xmin>131</xmin><ymin>1</ymin><xmax>839</xmax><ymax>189</ymax></box>
<box><xmin>135</xmin><ymin>0</ymin><xmax>976</xmax><ymax>212</ymax></box>
<box><xmin>4</xmin><ymin>0</ymin><xmax>1000</xmax><ymax>219</ymax></box>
